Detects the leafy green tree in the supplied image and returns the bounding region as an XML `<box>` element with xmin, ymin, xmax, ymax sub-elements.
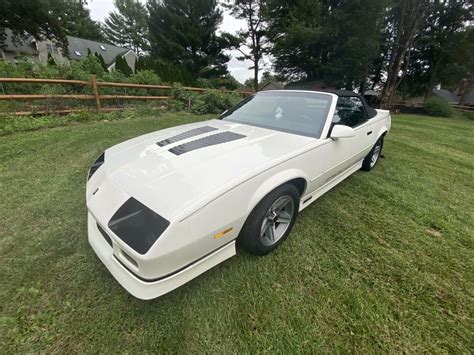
<box><xmin>401</xmin><ymin>0</ymin><xmax>472</xmax><ymax>98</ymax></box>
<box><xmin>223</xmin><ymin>0</ymin><xmax>267</xmax><ymax>91</ymax></box>
<box><xmin>379</xmin><ymin>0</ymin><xmax>429</xmax><ymax>105</ymax></box>
<box><xmin>147</xmin><ymin>0</ymin><xmax>233</xmax><ymax>81</ymax></box>
<box><xmin>0</xmin><ymin>0</ymin><xmax>68</xmax><ymax>49</ymax></box>
<box><xmin>102</xmin><ymin>0</ymin><xmax>148</xmax><ymax>54</ymax></box>
<box><xmin>263</xmin><ymin>0</ymin><xmax>386</xmax><ymax>89</ymax></box>
<box><xmin>0</xmin><ymin>0</ymin><xmax>102</xmax><ymax>52</ymax></box>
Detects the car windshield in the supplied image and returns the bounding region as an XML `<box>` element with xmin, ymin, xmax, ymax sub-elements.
<box><xmin>219</xmin><ymin>91</ymin><xmax>332</xmax><ymax>138</ymax></box>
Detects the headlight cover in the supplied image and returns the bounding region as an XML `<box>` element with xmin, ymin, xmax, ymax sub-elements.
<box><xmin>108</xmin><ymin>197</ymin><xmax>170</xmax><ymax>255</ymax></box>
<box><xmin>88</xmin><ymin>152</ymin><xmax>105</xmax><ymax>180</ymax></box>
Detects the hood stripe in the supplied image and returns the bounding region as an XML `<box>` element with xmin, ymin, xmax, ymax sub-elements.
<box><xmin>169</xmin><ymin>131</ymin><xmax>246</xmax><ymax>155</ymax></box>
<box><xmin>157</xmin><ymin>126</ymin><xmax>218</xmax><ymax>147</ymax></box>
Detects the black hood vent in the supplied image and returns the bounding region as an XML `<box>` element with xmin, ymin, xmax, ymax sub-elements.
<box><xmin>168</xmin><ymin>131</ymin><xmax>246</xmax><ymax>155</ymax></box>
<box><xmin>157</xmin><ymin>126</ymin><xmax>218</xmax><ymax>147</ymax></box>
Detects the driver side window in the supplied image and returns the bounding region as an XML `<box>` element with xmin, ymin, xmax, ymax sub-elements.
<box><xmin>333</xmin><ymin>97</ymin><xmax>367</xmax><ymax>127</ymax></box>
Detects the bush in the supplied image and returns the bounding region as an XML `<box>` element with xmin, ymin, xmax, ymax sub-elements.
<box><xmin>191</xmin><ymin>91</ymin><xmax>241</xmax><ymax>115</ymax></box>
<box><xmin>130</xmin><ymin>70</ymin><xmax>162</xmax><ymax>85</ymax></box>
<box><xmin>423</xmin><ymin>96</ymin><xmax>454</xmax><ymax>117</ymax></box>
<box><xmin>460</xmin><ymin>111</ymin><xmax>474</xmax><ymax>120</ymax></box>
<box><xmin>169</xmin><ymin>84</ymin><xmax>242</xmax><ymax>115</ymax></box>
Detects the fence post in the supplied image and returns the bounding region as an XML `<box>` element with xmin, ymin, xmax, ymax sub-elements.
<box><xmin>91</xmin><ymin>75</ymin><xmax>101</xmax><ymax>112</ymax></box>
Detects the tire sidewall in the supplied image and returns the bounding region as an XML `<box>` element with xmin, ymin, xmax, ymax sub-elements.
<box><xmin>362</xmin><ymin>136</ymin><xmax>384</xmax><ymax>171</ymax></box>
<box><xmin>239</xmin><ymin>184</ymin><xmax>300</xmax><ymax>255</ymax></box>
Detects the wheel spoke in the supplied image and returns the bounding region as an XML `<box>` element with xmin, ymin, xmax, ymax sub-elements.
<box><xmin>272</xmin><ymin>197</ymin><xmax>289</xmax><ymax>212</ymax></box>
<box><xmin>276</xmin><ymin>211</ymin><xmax>291</xmax><ymax>224</ymax></box>
<box><xmin>260</xmin><ymin>219</ymin><xmax>269</xmax><ymax>235</ymax></box>
<box><xmin>266</xmin><ymin>224</ymin><xmax>275</xmax><ymax>242</ymax></box>
<box><xmin>259</xmin><ymin>194</ymin><xmax>295</xmax><ymax>247</ymax></box>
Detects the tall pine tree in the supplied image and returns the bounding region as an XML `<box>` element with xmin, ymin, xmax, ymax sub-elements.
<box><xmin>147</xmin><ymin>0</ymin><xmax>233</xmax><ymax>81</ymax></box>
<box><xmin>223</xmin><ymin>0</ymin><xmax>267</xmax><ymax>91</ymax></box>
<box><xmin>102</xmin><ymin>0</ymin><xmax>148</xmax><ymax>54</ymax></box>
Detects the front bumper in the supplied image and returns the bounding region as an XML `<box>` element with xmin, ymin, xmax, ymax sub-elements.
<box><xmin>87</xmin><ymin>213</ymin><xmax>236</xmax><ymax>300</ymax></box>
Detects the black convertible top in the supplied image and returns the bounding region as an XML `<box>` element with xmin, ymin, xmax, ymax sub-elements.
<box><xmin>296</xmin><ymin>88</ymin><xmax>378</xmax><ymax>119</ymax></box>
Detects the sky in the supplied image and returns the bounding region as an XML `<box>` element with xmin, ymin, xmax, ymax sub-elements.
<box><xmin>85</xmin><ymin>0</ymin><xmax>263</xmax><ymax>83</ymax></box>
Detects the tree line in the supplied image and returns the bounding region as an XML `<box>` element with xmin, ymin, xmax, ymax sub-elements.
<box><xmin>1</xmin><ymin>0</ymin><xmax>473</xmax><ymax>106</ymax></box>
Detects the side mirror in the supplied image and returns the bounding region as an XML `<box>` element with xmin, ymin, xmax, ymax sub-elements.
<box><xmin>330</xmin><ymin>124</ymin><xmax>355</xmax><ymax>139</ymax></box>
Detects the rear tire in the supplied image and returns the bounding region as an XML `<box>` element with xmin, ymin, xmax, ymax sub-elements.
<box><xmin>239</xmin><ymin>184</ymin><xmax>299</xmax><ymax>255</ymax></box>
<box><xmin>361</xmin><ymin>136</ymin><xmax>384</xmax><ymax>171</ymax></box>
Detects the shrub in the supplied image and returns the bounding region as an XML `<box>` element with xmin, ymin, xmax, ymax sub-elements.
<box><xmin>130</xmin><ymin>70</ymin><xmax>162</xmax><ymax>85</ymax></box>
<box><xmin>461</xmin><ymin>111</ymin><xmax>474</xmax><ymax>120</ymax></box>
<box><xmin>423</xmin><ymin>96</ymin><xmax>454</xmax><ymax>117</ymax></box>
<box><xmin>191</xmin><ymin>91</ymin><xmax>241</xmax><ymax>115</ymax></box>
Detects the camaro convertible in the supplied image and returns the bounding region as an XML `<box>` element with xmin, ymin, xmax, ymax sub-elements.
<box><xmin>86</xmin><ymin>90</ymin><xmax>391</xmax><ymax>299</ymax></box>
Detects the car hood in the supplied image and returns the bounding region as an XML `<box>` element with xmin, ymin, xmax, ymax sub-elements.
<box><xmin>103</xmin><ymin>119</ymin><xmax>315</xmax><ymax>220</ymax></box>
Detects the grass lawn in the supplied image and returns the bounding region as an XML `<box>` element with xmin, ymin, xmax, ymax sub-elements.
<box><xmin>1</xmin><ymin>112</ymin><xmax>473</xmax><ymax>352</ymax></box>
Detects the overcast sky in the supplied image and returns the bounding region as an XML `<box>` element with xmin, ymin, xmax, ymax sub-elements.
<box><xmin>86</xmin><ymin>0</ymin><xmax>263</xmax><ymax>83</ymax></box>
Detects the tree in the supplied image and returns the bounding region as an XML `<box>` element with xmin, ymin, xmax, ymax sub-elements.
<box><xmin>404</xmin><ymin>0</ymin><xmax>473</xmax><ymax>98</ymax></box>
<box><xmin>47</xmin><ymin>53</ymin><xmax>57</xmax><ymax>66</ymax></box>
<box><xmin>114</xmin><ymin>55</ymin><xmax>133</xmax><ymax>76</ymax></box>
<box><xmin>147</xmin><ymin>0</ymin><xmax>233</xmax><ymax>81</ymax></box>
<box><xmin>102</xmin><ymin>0</ymin><xmax>148</xmax><ymax>54</ymax></box>
<box><xmin>52</xmin><ymin>0</ymin><xmax>104</xmax><ymax>41</ymax></box>
<box><xmin>379</xmin><ymin>0</ymin><xmax>429</xmax><ymax>106</ymax></box>
<box><xmin>0</xmin><ymin>0</ymin><xmax>102</xmax><ymax>52</ymax></box>
<box><xmin>224</xmin><ymin>0</ymin><xmax>267</xmax><ymax>91</ymax></box>
<box><xmin>94</xmin><ymin>53</ymin><xmax>109</xmax><ymax>71</ymax></box>
<box><xmin>0</xmin><ymin>0</ymin><xmax>68</xmax><ymax>49</ymax></box>
<box><xmin>263</xmin><ymin>0</ymin><xmax>386</xmax><ymax>89</ymax></box>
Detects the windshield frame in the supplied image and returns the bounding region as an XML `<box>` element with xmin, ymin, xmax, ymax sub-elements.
<box><xmin>219</xmin><ymin>91</ymin><xmax>334</xmax><ymax>139</ymax></box>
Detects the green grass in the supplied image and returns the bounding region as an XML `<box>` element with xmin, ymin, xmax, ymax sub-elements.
<box><xmin>1</xmin><ymin>113</ymin><xmax>473</xmax><ymax>353</ymax></box>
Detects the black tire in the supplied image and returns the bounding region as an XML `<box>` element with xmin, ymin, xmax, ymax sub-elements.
<box><xmin>238</xmin><ymin>183</ymin><xmax>300</xmax><ymax>255</ymax></box>
<box><xmin>361</xmin><ymin>136</ymin><xmax>384</xmax><ymax>171</ymax></box>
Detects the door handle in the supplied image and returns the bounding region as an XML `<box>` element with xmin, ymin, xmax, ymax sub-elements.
<box><xmin>367</xmin><ymin>131</ymin><xmax>372</xmax><ymax>135</ymax></box>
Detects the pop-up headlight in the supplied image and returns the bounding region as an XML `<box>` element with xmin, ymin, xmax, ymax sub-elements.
<box><xmin>88</xmin><ymin>152</ymin><xmax>105</xmax><ymax>180</ymax></box>
<box><xmin>108</xmin><ymin>198</ymin><xmax>170</xmax><ymax>255</ymax></box>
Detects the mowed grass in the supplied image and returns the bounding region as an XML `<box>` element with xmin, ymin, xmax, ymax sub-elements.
<box><xmin>1</xmin><ymin>112</ymin><xmax>473</xmax><ymax>353</ymax></box>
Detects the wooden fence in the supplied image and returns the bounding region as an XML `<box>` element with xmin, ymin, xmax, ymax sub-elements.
<box><xmin>0</xmin><ymin>76</ymin><xmax>253</xmax><ymax>115</ymax></box>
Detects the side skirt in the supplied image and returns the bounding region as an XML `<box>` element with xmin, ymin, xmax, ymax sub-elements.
<box><xmin>299</xmin><ymin>160</ymin><xmax>363</xmax><ymax>212</ymax></box>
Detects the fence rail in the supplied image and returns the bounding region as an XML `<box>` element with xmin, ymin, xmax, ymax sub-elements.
<box><xmin>0</xmin><ymin>76</ymin><xmax>253</xmax><ymax>115</ymax></box>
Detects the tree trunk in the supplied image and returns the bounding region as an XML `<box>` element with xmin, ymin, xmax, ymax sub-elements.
<box><xmin>380</xmin><ymin>0</ymin><xmax>426</xmax><ymax>108</ymax></box>
<box><xmin>425</xmin><ymin>57</ymin><xmax>442</xmax><ymax>100</ymax></box>
<box><xmin>253</xmin><ymin>60</ymin><xmax>259</xmax><ymax>91</ymax></box>
<box><xmin>459</xmin><ymin>74</ymin><xmax>474</xmax><ymax>105</ymax></box>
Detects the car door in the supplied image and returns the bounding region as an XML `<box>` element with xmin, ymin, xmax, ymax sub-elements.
<box><xmin>317</xmin><ymin>96</ymin><xmax>374</xmax><ymax>186</ymax></box>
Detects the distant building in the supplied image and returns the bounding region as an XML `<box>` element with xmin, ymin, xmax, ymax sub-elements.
<box><xmin>432</xmin><ymin>88</ymin><xmax>458</xmax><ymax>103</ymax></box>
<box><xmin>0</xmin><ymin>29</ymin><xmax>137</xmax><ymax>72</ymax></box>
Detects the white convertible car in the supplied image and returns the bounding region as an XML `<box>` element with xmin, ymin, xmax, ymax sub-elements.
<box><xmin>87</xmin><ymin>90</ymin><xmax>391</xmax><ymax>299</ymax></box>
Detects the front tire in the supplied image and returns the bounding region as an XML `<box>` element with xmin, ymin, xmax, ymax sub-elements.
<box><xmin>361</xmin><ymin>136</ymin><xmax>384</xmax><ymax>171</ymax></box>
<box><xmin>238</xmin><ymin>184</ymin><xmax>300</xmax><ymax>255</ymax></box>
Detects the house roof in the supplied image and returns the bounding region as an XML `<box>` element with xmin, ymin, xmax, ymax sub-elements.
<box><xmin>432</xmin><ymin>88</ymin><xmax>458</xmax><ymax>103</ymax></box>
<box><xmin>1</xmin><ymin>29</ymin><xmax>133</xmax><ymax>66</ymax></box>
<box><xmin>66</xmin><ymin>36</ymin><xmax>132</xmax><ymax>66</ymax></box>
<box><xmin>2</xmin><ymin>29</ymin><xmax>38</xmax><ymax>54</ymax></box>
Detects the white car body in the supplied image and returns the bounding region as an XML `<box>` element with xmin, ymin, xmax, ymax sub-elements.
<box><xmin>86</xmin><ymin>90</ymin><xmax>391</xmax><ymax>299</ymax></box>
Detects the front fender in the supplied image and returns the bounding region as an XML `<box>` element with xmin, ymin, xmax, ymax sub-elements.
<box><xmin>247</xmin><ymin>169</ymin><xmax>308</xmax><ymax>212</ymax></box>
